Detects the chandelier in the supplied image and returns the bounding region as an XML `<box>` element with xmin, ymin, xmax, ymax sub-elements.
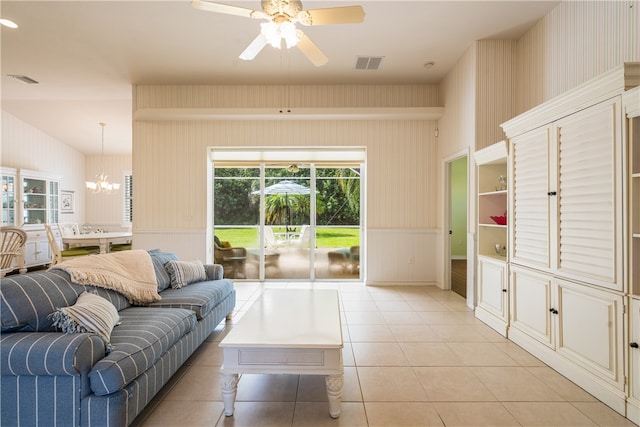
<box><xmin>85</xmin><ymin>122</ymin><xmax>120</xmax><ymax>194</ymax></box>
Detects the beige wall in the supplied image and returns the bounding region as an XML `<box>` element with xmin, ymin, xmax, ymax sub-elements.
<box><xmin>132</xmin><ymin>85</ymin><xmax>443</xmax><ymax>278</ymax></box>
<box><xmin>516</xmin><ymin>1</ymin><xmax>639</xmax><ymax>113</ymax></box>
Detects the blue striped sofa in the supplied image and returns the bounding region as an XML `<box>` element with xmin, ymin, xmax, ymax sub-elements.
<box><xmin>0</xmin><ymin>249</ymin><xmax>236</xmax><ymax>427</ymax></box>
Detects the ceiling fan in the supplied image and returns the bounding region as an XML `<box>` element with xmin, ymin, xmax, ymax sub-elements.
<box><xmin>191</xmin><ymin>0</ymin><xmax>365</xmax><ymax>66</ymax></box>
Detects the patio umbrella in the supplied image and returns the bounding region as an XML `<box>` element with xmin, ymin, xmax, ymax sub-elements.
<box><xmin>252</xmin><ymin>180</ymin><xmax>312</xmax><ymax>230</ymax></box>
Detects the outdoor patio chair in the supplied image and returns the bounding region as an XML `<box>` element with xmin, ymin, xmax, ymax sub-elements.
<box><xmin>214</xmin><ymin>236</ymin><xmax>247</xmax><ymax>279</ymax></box>
<box><xmin>289</xmin><ymin>225</ymin><xmax>311</xmax><ymax>249</ymax></box>
<box><xmin>349</xmin><ymin>245</ymin><xmax>360</xmax><ymax>273</ymax></box>
<box><xmin>264</xmin><ymin>226</ymin><xmax>286</xmax><ymax>249</ymax></box>
<box><xmin>327</xmin><ymin>249</ymin><xmax>349</xmax><ymax>275</ymax></box>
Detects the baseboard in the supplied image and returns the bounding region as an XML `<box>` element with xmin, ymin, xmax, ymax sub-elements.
<box><xmin>365</xmin><ymin>280</ymin><xmax>439</xmax><ymax>287</ymax></box>
<box><xmin>508</xmin><ymin>327</ymin><xmax>627</xmax><ymax>417</ymax></box>
<box><xmin>474</xmin><ymin>308</ymin><xmax>507</xmax><ymax>337</ymax></box>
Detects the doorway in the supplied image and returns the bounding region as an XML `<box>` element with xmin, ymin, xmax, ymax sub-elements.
<box><xmin>447</xmin><ymin>155</ymin><xmax>468</xmax><ymax>298</ymax></box>
<box><xmin>210</xmin><ymin>148</ymin><xmax>365</xmax><ymax>282</ymax></box>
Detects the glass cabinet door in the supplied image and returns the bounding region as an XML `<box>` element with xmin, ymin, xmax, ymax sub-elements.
<box><xmin>22</xmin><ymin>176</ymin><xmax>47</xmax><ymax>226</ymax></box>
<box><xmin>49</xmin><ymin>180</ymin><xmax>59</xmax><ymax>224</ymax></box>
<box><xmin>1</xmin><ymin>170</ymin><xmax>17</xmax><ymax>226</ymax></box>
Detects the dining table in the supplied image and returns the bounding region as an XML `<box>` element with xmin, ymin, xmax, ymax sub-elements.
<box><xmin>62</xmin><ymin>231</ymin><xmax>132</xmax><ymax>254</ymax></box>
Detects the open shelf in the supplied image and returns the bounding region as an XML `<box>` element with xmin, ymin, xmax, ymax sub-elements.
<box><xmin>475</xmin><ymin>141</ymin><xmax>508</xmax><ymax>260</ymax></box>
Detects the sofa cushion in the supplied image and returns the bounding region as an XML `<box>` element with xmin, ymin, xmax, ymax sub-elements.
<box><xmin>1</xmin><ymin>270</ymin><xmax>130</xmax><ymax>333</ymax></box>
<box><xmin>148</xmin><ymin>249</ymin><xmax>179</xmax><ymax>292</ymax></box>
<box><xmin>50</xmin><ymin>291</ymin><xmax>121</xmax><ymax>352</ymax></box>
<box><xmin>88</xmin><ymin>307</ymin><xmax>196</xmax><ymax>396</ymax></box>
<box><xmin>165</xmin><ymin>260</ymin><xmax>206</xmax><ymax>289</ymax></box>
<box><xmin>146</xmin><ymin>279</ymin><xmax>234</xmax><ymax>320</ymax></box>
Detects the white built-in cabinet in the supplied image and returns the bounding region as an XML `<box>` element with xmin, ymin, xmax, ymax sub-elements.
<box><xmin>474</xmin><ymin>141</ymin><xmax>509</xmax><ymax>336</ymax></box>
<box><xmin>501</xmin><ymin>63</ymin><xmax>639</xmax><ymax>421</ymax></box>
<box><xmin>509</xmin><ymin>97</ymin><xmax>623</xmax><ymax>291</ymax></box>
<box><xmin>510</xmin><ymin>265</ymin><xmax>624</xmax><ymax>391</ymax></box>
<box><xmin>0</xmin><ymin>168</ymin><xmax>61</xmax><ymax>273</ymax></box>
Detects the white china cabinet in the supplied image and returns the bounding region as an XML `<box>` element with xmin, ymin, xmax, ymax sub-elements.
<box><xmin>0</xmin><ymin>168</ymin><xmax>61</xmax><ymax>272</ymax></box>
<box><xmin>19</xmin><ymin>170</ymin><xmax>60</xmax><ymax>271</ymax></box>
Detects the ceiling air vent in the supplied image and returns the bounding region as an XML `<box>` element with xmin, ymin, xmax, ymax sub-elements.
<box><xmin>355</xmin><ymin>56</ymin><xmax>384</xmax><ymax>71</ymax></box>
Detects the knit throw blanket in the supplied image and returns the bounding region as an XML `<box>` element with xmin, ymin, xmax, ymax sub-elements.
<box><xmin>51</xmin><ymin>249</ymin><xmax>161</xmax><ymax>304</ymax></box>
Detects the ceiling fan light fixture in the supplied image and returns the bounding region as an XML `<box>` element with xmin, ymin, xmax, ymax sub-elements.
<box><xmin>261</xmin><ymin>21</ymin><xmax>300</xmax><ymax>49</ymax></box>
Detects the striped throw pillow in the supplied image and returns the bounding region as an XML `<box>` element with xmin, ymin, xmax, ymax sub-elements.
<box><xmin>164</xmin><ymin>260</ymin><xmax>207</xmax><ymax>289</ymax></box>
<box><xmin>50</xmin><ymin>291</ymin><xmax>121</xmax><ymax>352</ymax></box>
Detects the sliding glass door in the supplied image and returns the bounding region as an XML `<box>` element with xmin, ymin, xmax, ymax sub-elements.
<box><xmin>212</xmin><ymin>149</ymin><xmax>363</xmax><ymax>281</ymax></box>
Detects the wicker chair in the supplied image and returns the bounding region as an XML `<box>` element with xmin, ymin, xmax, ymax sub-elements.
<box><xmin>214</xmin><ymin>236</ymin><xmax>247</xmax><ymax>279</ymax></box>
<box><xmin>0</xmin><ymin>226</ymin><xmax>27</xmax><ymax>277</ymax></box>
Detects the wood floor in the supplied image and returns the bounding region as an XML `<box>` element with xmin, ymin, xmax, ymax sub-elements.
<box><xmin>451</xmin><ymin>259</ymin><xmax>467</xmax><ymax>298</ymax></box>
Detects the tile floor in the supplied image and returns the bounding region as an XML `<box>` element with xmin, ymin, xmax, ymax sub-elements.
<box><xmin>132</xmin><ymin>282</ymin><xmax>638</xmax><ymax>427</ymax></box>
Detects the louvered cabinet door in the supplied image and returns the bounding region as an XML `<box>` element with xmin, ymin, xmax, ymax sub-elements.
<box><xmin>556</xmin><ymin>98</ymin><xmax>622</xmax><ymax>291</ymax></box>
<box><xmin>511</xmin><ymin>127</ymin><xmax>552</xmax><ymax>270</ymax></box>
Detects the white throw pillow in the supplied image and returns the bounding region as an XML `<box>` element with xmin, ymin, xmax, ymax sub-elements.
<box><xmin>164</xmin><ymin>259</ymin><xmax>207</xmax><ymax>289</ymax></box>
<box><xmin>50</xmin><ymin>291</ymin><xmax>120</xmax><ymax>352</ymax></box>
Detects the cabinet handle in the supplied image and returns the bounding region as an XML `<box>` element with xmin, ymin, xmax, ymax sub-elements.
<box><xmin>547</xmin><ymin>191</ymin><xmax>557</xmax><ymax>196</ymax></box>
<box><xmin>502</xmin><ymin>289</ymin><xmax>507</xmax><ymax>293</ymax></box>
<box><xmin>549</xmin><ymin>308</ymin><xmax>558</xmax><ymax>314</ymax></box>
<box><xmin>631</xmin><ymin>342</ymin><xmax>639</xmax><ymax>349</ymax></box>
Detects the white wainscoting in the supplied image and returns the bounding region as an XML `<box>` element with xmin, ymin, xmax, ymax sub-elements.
<box><xmin>366</xmin><ymin>228</ymin><xmax>438</xmax><ymax>286</ymax></box>
<box><xmin>136</xmin><ymin>228</ymin><xmax>439</xmax><ymax>285</ymax></box>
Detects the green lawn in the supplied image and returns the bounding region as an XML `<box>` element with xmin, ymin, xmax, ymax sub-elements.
<box><xmin>215</xmin><ymin>227</ymin><xmax>360</xmax><ymax>248</ymax></box>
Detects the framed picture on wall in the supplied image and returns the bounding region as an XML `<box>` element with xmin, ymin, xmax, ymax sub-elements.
<box><xmin>61</xmin><ymin>190</ymin><xmax>74</xmax><ymax>214</ymax></box>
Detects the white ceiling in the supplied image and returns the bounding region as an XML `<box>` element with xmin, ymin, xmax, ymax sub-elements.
<box><xmin>1</xmin><ymin>0</ymin><xmax>559</xmax><ymax>155</ymax></box>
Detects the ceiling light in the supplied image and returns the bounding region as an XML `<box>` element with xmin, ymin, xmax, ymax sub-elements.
<box><xmin>261</xmin><ymin>21</ymin><xmax>300</xmax><ymax>49</ymax></box>
<box><xmin>86</xmin><ymin>123</ymin><xmax>120</xmax><ymax>194</ymax></box>
<box><xmin>423</xmin><ymin>61</ymin><xmax>435</xmax><ymax>69</ymax></box>
<box><xmin>0</xmin><ymin>18</ymin><xmax>18</xmax><ymax>29</ymax></box>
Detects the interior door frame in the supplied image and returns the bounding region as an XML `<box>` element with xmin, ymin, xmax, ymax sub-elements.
<box><xmin>442</xmin><ymin>148</ymin><xmax>472</xmax><ymax>306</ymax></box>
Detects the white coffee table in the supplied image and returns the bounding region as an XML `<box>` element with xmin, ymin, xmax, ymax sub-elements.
<box><xmin>219</xmin><ymin>289</ymin><xmax>344</xmax><ymax>418</ymax></box>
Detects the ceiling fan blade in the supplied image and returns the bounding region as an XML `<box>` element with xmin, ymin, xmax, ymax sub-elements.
<box><xmin>296</xmin><ymin>32</ymin><xmax>328</xmax><ymax>67</ymax></box>
<box><xmin>297</xmin><ymin>5</ymin><xmax>365</xmax><ymax>26</ymax></box>
<box><xmin>191</xmin><ymin>0</ymin><xmax>264</xmax><ymax>19</ymax></box>
<box><xmin>239</xmin><ymin>34</ymin><xmax>268</xmax><ymax>61</ymax></box>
